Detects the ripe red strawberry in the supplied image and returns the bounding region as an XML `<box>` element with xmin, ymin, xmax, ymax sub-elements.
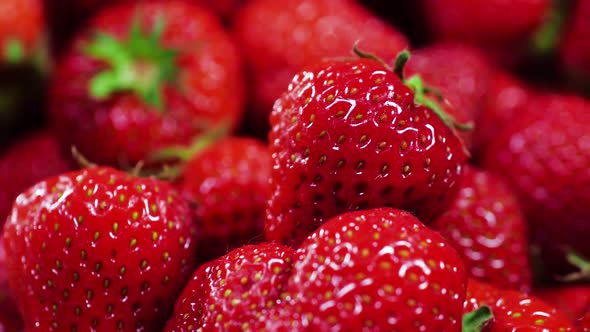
<box><xmin>49</xmin><ymin>1</ymin><xmax>244</xmax><ymax>168</ymax></box>
<box><xmin>0</xmin><ymin>131</ymin><xmax>73</xmax><ymax>227</ymax></box>
<box><xmin>266</xmin><ymin>53</ymin><xmax>469</xmax><ymax>247</ymax></box>
<box><xmin>268</xmin><ymin>208</ymin><xmax>467</xmax><ymax>331</ymax></box>
<box><xmin>465</xmin><ymin>279</ymin><xmax>576</xmax><ymax>331</ymax></box>
<box><xmin>0</xmin><ymin>238</ymin><xmax>23</xmax><ymax>332</ymax></box>
<box><xmin>421</xmin><ymin>0</ymin><xmax>551</xmax><ymax>47</ymax></box>
<box><xmin>177</xmin><ymin>137</ymin><xmax>271</xmax><ymax>264</ymax></box>
<box><xmin>405</xmin><ymin>43</ymin><xmax>492</xmax><ymax>148</ymax></box>
<box><xmin>233</xmin><ymin>0</ymin><xmax>408</xmax><ymax>134</ymax></box>
<box><xmin>433</xmin><ymin>166</ymin><xmax>532</xmax><ymax>292</ymax></box>
<box><xmin>482</xmin><ymin>93</ymin><xmax>590</xmax><ymax>275</ymax></box>
<box><xmin>2</xmin><ymin>166</ymin><xmax>198</xmax><ymax>331</ymax></box>
<box><xmin>167</xmin><ymin>208</ymin><xmax>468</xmax><ymax>331</ymax></box>
<box><xmin>559</xmin><ymin>0</ymin><xmax>590</xmax><ymax>87</ymax></box>
<box><xmin>534</xmin><ymin>286</ymin><xmax>590</xmax><ymax>323</ymax></box>
<box><xmin>164</xmin><ymin>242</ymin><xmax>295</xmax><ymax>331</ymax></box>
<box><xmin>0</xmin><ymin>0</ymin><xmax>48</xmax><ymax>143</ymax></box>
<box><xmin>472</xmin><ymin>71</ymin><xmax>531</xmax><ymax>159</ymax></box>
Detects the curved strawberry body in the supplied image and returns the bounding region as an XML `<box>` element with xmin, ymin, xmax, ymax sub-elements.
<box><xmin>482</xmin><ymin>93</ymin><xmax>590</xmax><ymax>274</ymax></box>
<box><xmin>266</xmin><ymin>58</ymin><xmax>468</xmax><ymax>247</ymax></box>
<box><xmin>465</xmin><ymin>279</ymin><xmax>576</xmax><ymax>331</ymax></box>
<box><xmin>2</xmin><ymin>167</ymin><xmax>198</xmax><ymax>331</ymax></box>
<box><xmin>165</xmin><ymin>242</ymin><xmax>295</xmax><ymax>331</ymax></box>
<box><xmin>0</xmin><ymin>131</ymin><xmax>72</xmax><ymax>227</ymax></box>
<box><xmin>559</xmin><ymin>0</ymin><xmax>590</xmax><ymax>85</ymax></box>
<box><xmin>233</xmin><ymin>0</ymin><xmax>408</xmax><ymax>133</ymax></box>
<box><xmin>49</xmin><ymin>1</ymin><xmax>244</xmax><ymax>167</ymax></box>
<box><xmin>269</xmin><ymin>208</ymin><xmax>467</xmax><ymax>331</ymax></box>
<box><xmin>179</xmin><ymin>137</ymin><xmax>271</xmax><ymax>263</ymax></box>
<box><xmin>433</xmin><ymin>166</ymin><xmax>532</xmax><ymax>292</ymax></box>
<box><xmin>422</xmin><ymin>0</ymin><xmax>551</xmax><ymax>46</ymax></box>
<box><xmin>406</xmin><ymin>43</ymin><xmax>492</xmax><ymax>149</ymax></box>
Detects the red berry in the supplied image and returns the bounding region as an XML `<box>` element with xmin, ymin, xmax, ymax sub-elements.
<box><xmin>465</xmin><ymin>279</ymin><xmax>576</xmax><ymax>331</ymax></box>
<box><xmin>178</xmin><ymin>137</ymin><xmax>271</xmax><ymax>263</ymax></box>
<box><xmin>560</xmin><ymin>0</ymin><xmax>590</xmax><ymax>83</ymax></box>
<box><xmin>266</xmin><ymin>56</ymin><xmax>468</xmax><ymax>247</ymax></box>
<box><xmin>534</xmin><ymin>286</ymin><xmax>590</xmax><ymax>323</ymax></box>
<box><xmin>2</xmin><ymin>167</ymin><xmax>198</xmax><ymax>331</ymax></box>
<box><xmin>49</xmin><ymin>1</ymin><xmax>244</xmax><ymax>167</ymax></box>
<box><xmin>433</xmin><ymin>166</ymin><xmax>532</xmax><ymax>292</ymax></box>
<box><xmin>482</xmin><ymin>93</ymin><xmax>590</xmax><ymax>274</ymax></box>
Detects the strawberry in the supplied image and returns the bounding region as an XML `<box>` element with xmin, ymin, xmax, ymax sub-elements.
<box><xmin>433</xmin><ymin>166</ymin><xmax>532</xmax><ymax>292</ymax></box>
<box><xmin>534</xmin><ymin>286</ymin><xmax>590</xmax><ymax>323</ymax></box>
<box><xmin>0</xmin><ymin>131</ymin><xmax>73</xmax><ymax>227</ymax></box>
<box><xmin>421</xmin><ymin>0</ymin><xmax>552</xmax><ymax>47</ymax></box>
<box><xmin>465</xmin><ymin>278</ymin><xmax>576</xmax><ymax>331</ymax></box>
<box><xmin>268</xmin><ymin>208</ymin><xmax>467</xmax><ymax>331</ymax></box>
<box><xmin>164</xmin><ymin>242</ymin><xmax>295</xmax><ymax>331</ymax></box>
<box><xmin>0</xmin><ymin>0</ymin><xmax>48</xmax><ymax>144</ymax></box>
<box><xmin>232</xmin><ymin>0</ymin><xmax>408</xmax><ymax>135</ymax></box>
<box><xmin>266</xmin><ymin>51</ymin><xmax>469</xmax><ymax>247</ymax></box>
<box><xmin>472</xmin><ymin>71</ymin><xmax>531</xmax><ymax>160</ymax></box>
<box><xmin>49</xmin><ymin>1</ymin><xmax>244</xmax><ymax>168</ymax></box>
<box><xmin>2</xmin><ymin>166</ymin><xmax>198</xmax><ymax>331</ymax></box>
<box><xmin>177</xmin><ymin>136</ymin><xmax>271</xmax><ymax>264</ymax></box>
<box><xmin>482</xmin><ymin>93</ymin><xmax>590</xmax><ymax>275</ymax></box>
<box><xmin>559</xmin><ymin>0</ymin><xmax>590</xmax><ymax>89</ymax></box>
<box><xmin>405</xmin><ymin>43</ymin><xmax>492</xmax><ymax>148</ymax></box>
<box><xmin>167</xmin><ymin>208</ymin><xmax>468</xmax><ymax>331</ymax></box>
<box><xmin>0</xmin><ymin>238</ymin><xmax>23</xmax><ymax>332</ymax></box>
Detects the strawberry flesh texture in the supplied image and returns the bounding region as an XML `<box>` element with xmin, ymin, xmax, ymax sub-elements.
<box><xmin>268</xmin><ymin>208</ymin><xmax>467</xmax><ymax>331</ymax></box>
<box><xmin>266</xmin><ymin>58</ymin><xmax>468</xmax><ymax>247</ymax></box>
<box><xmin>405</xmin><ymin>43</ymin><xmax>492</xmax><ymax>149</ymax></box>
<box><xmin>0</xmin><ymin>131</ymin><xmax>72</xmax><ymax>227</ymax></box>
<box><xmin>2</xmin><ymin>167</ymin><xmax>198</xmax><ymax>331</ymax></box>
<box><xmin>233</xmin><ymin>0</ymin><xmax>408</xmax><ymax>133</ymax></box>
<box><xmin>482</xmin><ymin>94</ymin><xmax>590</xmax><ymax>274</ymax></box>
<box><xmin>179</xmin><ymin>137</ymin><xmax>271</xmax><ymax>264</ymax></box>
<box><xmin>164</xmin><ymin>242</ymin><xmax>295</xmax><ymax>331</ymax></box>
<box><xmin>534</xmin><ymin>286</ymin><xmax>590</xmax><ymax>323</ymax></box>
<box><xmin>49</xmin><ymin>1</ymin><xmax>244</xmax><ymax>167</ymax></box>
<box><xmin>433</xmin><ymin>166</ymin><xmax>532</xmax><ymax>292</ymax></box>
<box><xmin>465</xmin><ymin>279</ymin><xmax>576</xmax><ymax>331</ymax></box>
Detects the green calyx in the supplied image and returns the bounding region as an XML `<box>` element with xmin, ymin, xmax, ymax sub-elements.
<box><xmin>353</xmin><ymin>44</ymin><xmax>474</xmax><ymax>133</ymax></box>
<box><xmin>556</xmin><ymin>249</ymin><xmax>590</xmax><ymax>282</ymax></box>
<box><xmin>4</xmin><ymin>38</ymin><xmax>24</xmax><ymax>63</ymax></box>
<box><xmin>531</xmin><ymin>0</ymin><xmax>568</xmax><ymax>56</ymax></box>
<box><xmin>150</xmin><ymin>123</ymin><xmax>229</xmax><ymax>163</ymax></box>
<box><xmin>462</xmin><ymin>306</ymin><xmax>494</xmax><ymax>332</ymax></box>
<box><xmin>84</xmin><ymin>15</ymin><xmax>178</xmax><ymax>110</ymax></box>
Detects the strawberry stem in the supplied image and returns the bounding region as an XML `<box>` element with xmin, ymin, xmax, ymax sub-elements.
<box><xmin>71</xmin><ymin>146</ymin><xmax>97</xmax><ymax>169</ymax></box>
<box><xmin>150</xmin><ymin>123</ymin><xmax>229</xmax><ymax>162</ymax></box>
<box><xmin>462</xmin><ymin>305</ymin><xmax>494</xmax><ymax>332</ymax></box>
<box><xmin>556</xmin><ymin>250</ymin><xmax>590</xmax><ymax>282</ymax></box>
<box><xmin>84</xmin><ymin>12</ymin><xmax>178</xmax><ymax>110</ymax></box>
<box><xmin>393</xmin><ymin>49</ymin><xmax>410</xmax><ymax>81</ymax></box>
<box><xmin>531</xmin><ymin>0</ymin><xmax>568</xmax><ymax>56</ymax></box>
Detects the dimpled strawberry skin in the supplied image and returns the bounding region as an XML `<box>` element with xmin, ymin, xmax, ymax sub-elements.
<box><xmin>2</xmin><ymin>167</ymin><xmax>198</xmax><ymax>331</ymax></box>
<box><xmin>266</xmin><ymin>58</ymin><xmax>468</xmax><ymax>247</ymax></box>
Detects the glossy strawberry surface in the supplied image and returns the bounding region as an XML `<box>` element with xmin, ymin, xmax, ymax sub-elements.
<box><xmin>179</xmin><ymin>137</ymin><xmax>271</xmax><ymax>263</ymax></box>
<box><xmin>434</xmin><ymin>166</ymin><xmax>532</xmax><ymax>292</ymax></box>
<box><xmin>465</xmin><ymin>279</ymin><xmax>576</xmax><ymax>331</ymax></box>
<box><xmin>168</xmin><ymin>208</ymin><xmax>467</xmax><ymax>331</ymax></box>
<box><xmin>3</xmin><ymin>167</ymin><xmax>198</xmax><ymax>331</ymax></box>
<box><xmin>269</xmin><ymin>208</ymin><xmax>467</xmax><ymax>331</ymax></box>
<box><xmin>49</xmin><ymin>1</ymin><xmax>244</xmax><ymax>167</ymax></box>
<box><xmin>482</xmin><ymin>93</ymin><xmax>590</xmax><ymax>274</ymax></box>
<box><xmin>164</xmin><ymin>242</ymin><xmax>295</xmax><ymax>331</ymax></box>
<box><xmin>266</xmin><ymin>58</ymin><xmax>468</xmax><ymax>247</ymax></box>
<box><xmin>0</xmin><ymin>131</ymin><xmax>72</xmax><ymax>227</ymax></box>
<box><xmin>233</xmin><ymin>0</ymin><xmax>408</xmax><ymax>132</ymax></box>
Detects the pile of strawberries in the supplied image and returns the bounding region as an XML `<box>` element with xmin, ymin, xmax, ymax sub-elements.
<box><xmin>0</xmin><ymin>0</ymin><xmax>589</xmax><ymax>331</ymax></box>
